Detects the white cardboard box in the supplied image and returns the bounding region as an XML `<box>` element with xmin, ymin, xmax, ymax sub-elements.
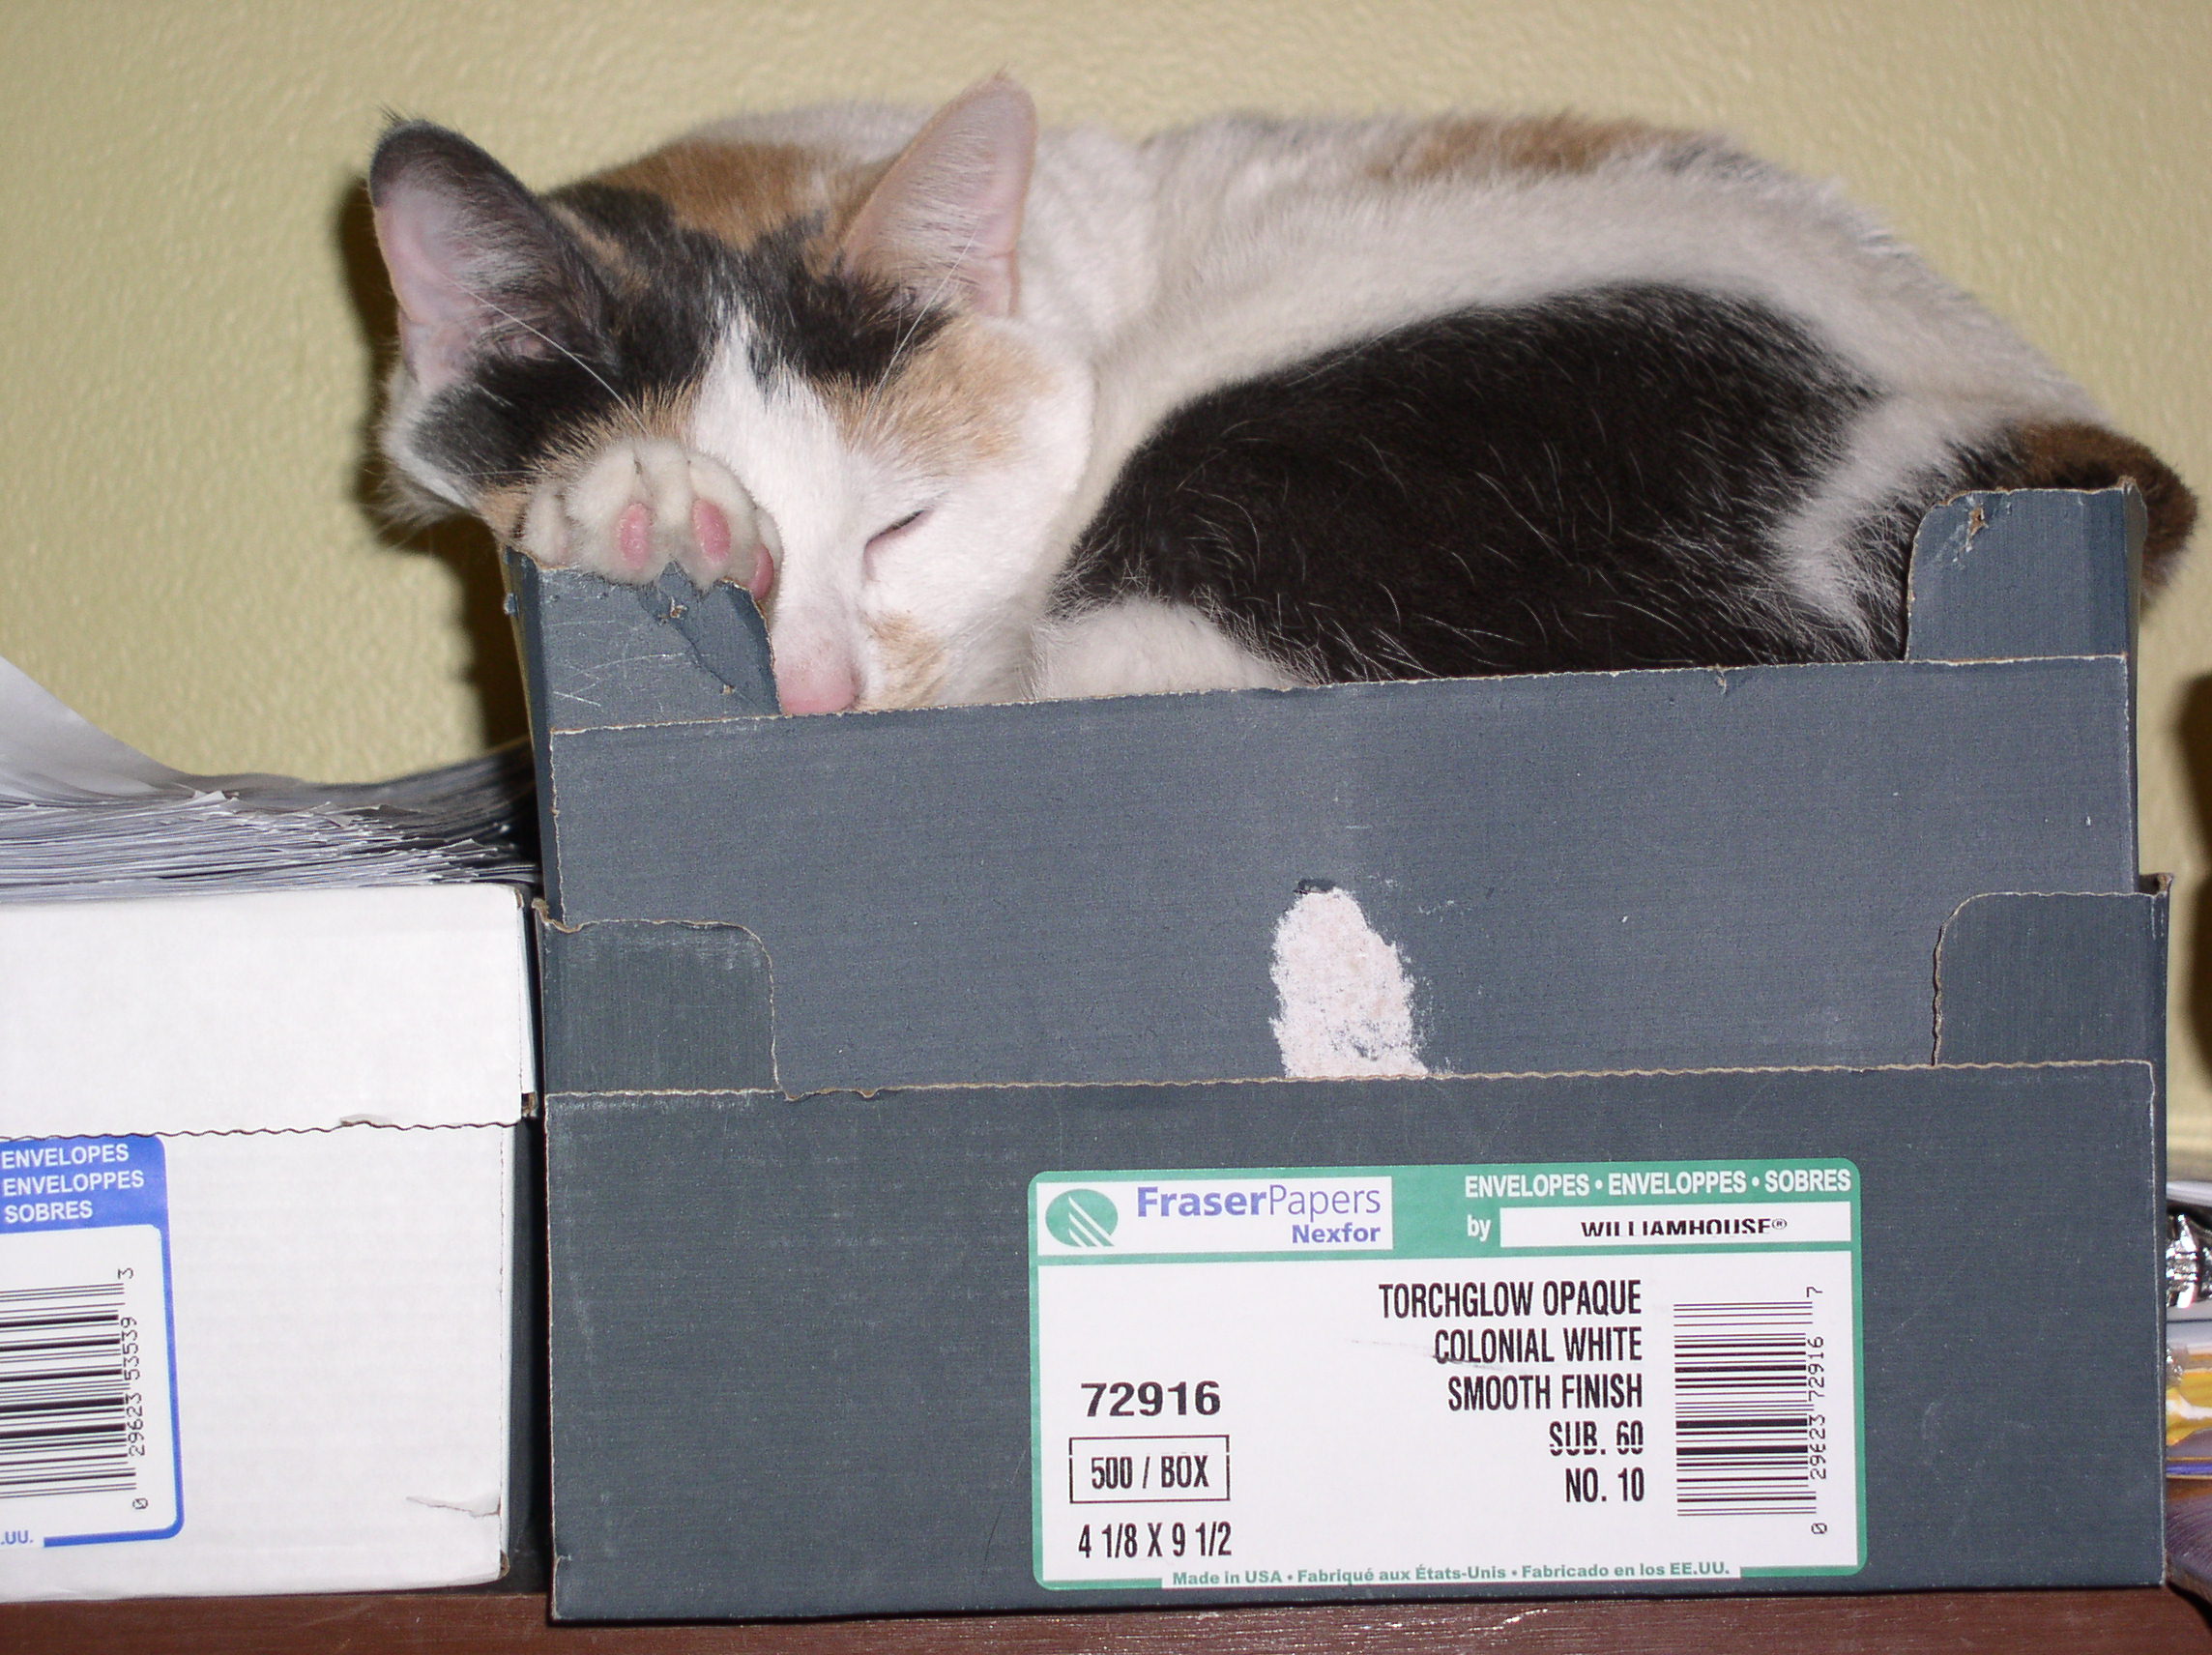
<box><xmin>0</xmin><ymin>883</ymin><xmax>533</xmax><ymax>1599</ymax></box>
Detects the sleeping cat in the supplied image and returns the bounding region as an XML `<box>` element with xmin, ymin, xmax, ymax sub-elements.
<box><xmin>368</xmin><ymin>76</ymin><xmax>2193</xmax><ymax>713</ymax></box>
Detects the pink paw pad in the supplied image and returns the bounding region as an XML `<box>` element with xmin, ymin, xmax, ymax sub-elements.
<box><xmin>691</xmin><ymin>499</ymin><xmax>732</xmax><ymax>578</ymax></box>
<box><xmin>616</xmin><ymin>503</ymin><xmax>655</xmax><ymax>574</ymax></box>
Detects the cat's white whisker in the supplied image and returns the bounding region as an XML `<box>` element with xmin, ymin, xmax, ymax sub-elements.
<box><xmin>453</xmin><ymin>280</ymin><xmax>625</xmax><ymax>407</ymax></box>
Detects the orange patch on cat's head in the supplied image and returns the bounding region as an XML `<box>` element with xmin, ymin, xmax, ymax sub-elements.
<box><xmin>1377</xmin><ymin>114</ymin><xmax>1704</xmax><ymax>184</ymax></box>
<box><xmin>589</xmin><ymin>139</ymin><xmax>830</xmax><ymax>251</ymax></box>
<box><xmin>859</xmin><ymin>611</ymin><xmax>951</xmax><ymax>709</ymax></box>
<box><xmin>823</xmin><ymin>312</ymin><xmax>1050</xmax><ymax>475</ymax></box>
<box><xmin>471</xmin><ymin>480</ymin><xmax>533</xmax><ymax>545</ymax></box>
<box><xmin>581</xmin><ymin>139</ymin><xmax>899</xmax><ymax>274</ymax></box>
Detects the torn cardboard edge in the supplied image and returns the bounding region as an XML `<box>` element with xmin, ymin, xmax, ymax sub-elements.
<box><xmin>1268</xmin><ymin>883</ymin><xmax>1428</xmax><ymax>1078</ymax></box>
<box><xmin>543</xmin><ymin>1055</ymin><xmax>2162</xmax><ymax>1107</ymax></box>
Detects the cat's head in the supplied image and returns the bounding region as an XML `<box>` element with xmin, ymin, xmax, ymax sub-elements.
<box><xmin>368</xmin><ymin>77</ymin><xmax>1091</xmax><ymax>711</ymax></box>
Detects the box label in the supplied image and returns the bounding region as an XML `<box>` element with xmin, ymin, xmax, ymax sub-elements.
<box><xmin>1031</xmin><ymin>1160</ymin><xmax>1862</xmax><ymax>1590</ymax></box>
<box><xmin>0</xmin><ymin>1137</ymin><xmax>182</xmax><ymax>1548</ymax></box>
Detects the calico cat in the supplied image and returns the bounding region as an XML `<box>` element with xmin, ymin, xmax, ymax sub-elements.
<box><xmin>369</xmin><ymin>76</ymin><xmax>2193</xmax><ymax>714</ymax></box>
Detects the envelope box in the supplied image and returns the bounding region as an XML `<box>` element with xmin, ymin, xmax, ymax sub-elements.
<box><xmin>0</xmin><ymin>883</ymin><xmax>535</xmax><ymax>1600</ymax></box>
<box><xmin>510</xmin><ymin>488</ymin><xmax>2168</xmax><ymax>1616</ymax></box>
<box><xmin>544</xmin><ymin>1060</ymin><xmax>2163</xmax><ymax>1619</ymax></box>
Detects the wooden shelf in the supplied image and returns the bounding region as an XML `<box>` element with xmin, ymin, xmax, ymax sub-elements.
<box><xmin>4</xmin><ymin>1587</ymin><xmax>2209</xmax><ymax>1654</ymax></box>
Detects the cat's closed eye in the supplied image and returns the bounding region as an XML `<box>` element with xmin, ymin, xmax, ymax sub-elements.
<box><xmin>863</xmin><ymin>509</ymin><xmax>932</xmax><ymax>574</ymax></box>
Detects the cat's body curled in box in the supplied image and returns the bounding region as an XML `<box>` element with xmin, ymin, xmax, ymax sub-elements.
<box><xmin>369</xmin><ymin>77</ymin><xmax>2192</xmax><ymax>715</ymax></box>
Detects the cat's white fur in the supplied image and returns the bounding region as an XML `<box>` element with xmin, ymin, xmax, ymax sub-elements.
<box><xmin>380</xmin><ymin>80</ymin><xmax>2106</xmax><ymax>712</ymax></box>
<box><xmin>685</xmin><ymin>303</ymin><xmax>1096</xmax><ymax>710</ymax></box>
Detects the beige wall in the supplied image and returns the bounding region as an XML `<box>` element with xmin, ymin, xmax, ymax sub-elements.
<box><xmin>4</xmin><ymin>1</ymin><xmax>2208</xmax><ymax>1150</ymax></box>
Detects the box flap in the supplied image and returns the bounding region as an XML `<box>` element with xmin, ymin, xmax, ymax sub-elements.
<box><xmin>0</xmin><ymin>885</ymin><xmax>533</xmax><ymax>1135</ymax></box>
<box><xmin>1906</xmin><ymin>487</ymin><xmax>2139</xmax><ymax>663</ymax></box>
<box><xmin>536</xmin><ymin>914</ymin><xmax>773</xmax><ymax>1094</ymax></box>
<box><xmin>512</xmin><ymin>491</ymin><xmax>2143</xmax><ymax>1094</ymax></box>
<box><xmin>1934</xmin><ymin>887</ymin><xmax>2168</xmax><ymax>1066</ymax></box>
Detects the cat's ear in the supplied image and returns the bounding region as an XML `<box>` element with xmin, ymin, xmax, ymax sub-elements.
<box><xmin>837</xmin><ymin>75</ymin><xmax>1037</xmax><ymax>318</ymax></box>
<box><xmin>368</xmin><ymin>122</ymin><xmax>603</xmax><ymax>394</ymax></box>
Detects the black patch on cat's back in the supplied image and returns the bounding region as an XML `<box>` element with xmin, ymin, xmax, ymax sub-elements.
<box><xmin>1062</xmin><ymin>283</ymin><xmax>1885</xmax><ymax>678</ymax></box>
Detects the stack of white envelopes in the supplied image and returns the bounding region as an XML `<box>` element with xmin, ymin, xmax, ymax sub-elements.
<box><xmin>0</xmin><ymin>657</ymin><xmax>535</xmax><ymax>1599</ymax></box>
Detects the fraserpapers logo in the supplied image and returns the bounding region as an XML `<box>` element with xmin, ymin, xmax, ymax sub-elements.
<box><xmin>1045</xmin><ymin>1189</ymin><xmax>1120</xmax><ymax>1247</ymax></box>
<box><xmin>1034</xmin><ymin>1176</ymin><xmax>1394</xmax><ymax>1257</ymax></box>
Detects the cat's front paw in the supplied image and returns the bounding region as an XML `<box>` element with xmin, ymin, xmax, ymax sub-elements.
<box><xmin>517</xmin><ymin>438</ymin><xmax>775</xmax><ymax>595</ymax></box>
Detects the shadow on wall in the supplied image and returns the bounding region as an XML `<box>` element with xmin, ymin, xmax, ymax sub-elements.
<box><xmin>2179</xmin><ymin>677</ymin><xmax>2212</xmax><ymax>1161</ymax></box>
<box><xmin>332</xmin><ymin>177</ymin><xmax>531</xmax><ymax>753</ymax></box>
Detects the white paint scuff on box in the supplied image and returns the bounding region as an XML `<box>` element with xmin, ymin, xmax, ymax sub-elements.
<box><xmin>1268</xmin><ymin>885</ymin><xmax>1428</xmax><ymax>1079</ymax></box>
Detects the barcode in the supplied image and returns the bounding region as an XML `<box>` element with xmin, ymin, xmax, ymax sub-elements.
<box><xmin>1674</xmin><ymin>1298</ymin><xmax>1816</xmax><ymax>1518</ymax></box>
<box><xmin>0</xmin><ymin>1281</ymin><xmax>135</xmax><ymax>1499</ymax></box>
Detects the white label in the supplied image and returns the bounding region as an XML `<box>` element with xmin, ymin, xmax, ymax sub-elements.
<box><xmin>1499</xmin><ymin>1202</ymin><xmax>1853</xmax><ymax>1249</ymax></box>
<box><xmin>1032</xmin><ymin>1160</ymin><xmax>1861</xmax><ymax>1590</ymax></box>
<box><xmin>0</xmin><ymin>1137</ymin><xmax>181</xmax><ymax>1549</ymax></box>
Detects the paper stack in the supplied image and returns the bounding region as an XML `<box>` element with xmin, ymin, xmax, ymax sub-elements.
<box><xmin>0</xmin><ymin>653</ymin><xmax>534</xmax><ymax>900</ymax></box>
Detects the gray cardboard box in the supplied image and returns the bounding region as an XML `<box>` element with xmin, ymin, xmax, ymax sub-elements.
<box><xmin>517</xmin><ymin>489</ymin><xmax>2167</xmax><ymax>1619</ymax></box>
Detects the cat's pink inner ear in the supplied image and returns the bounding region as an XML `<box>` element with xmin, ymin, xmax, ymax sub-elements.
<box><xmin>373</xmin><ymin>182</ymin><xmax>497</xmax><ymax>395</ymax></box>
<box><xmin>837</xmin><ymin>74</ymin><xmax>1037</xmax><ymax>319</ymax></box>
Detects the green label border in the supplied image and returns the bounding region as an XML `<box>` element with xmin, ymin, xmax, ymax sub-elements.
<box><xmin>1029</xmin><ymin>1158</ymin><xmax>1866</xmax><ymax>1590</ymax></box>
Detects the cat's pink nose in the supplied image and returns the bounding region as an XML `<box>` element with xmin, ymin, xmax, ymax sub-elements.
<box><xmin>777</xmin><ymin>657</ymin><xmax>857</xmax><ymax>714</ymax></box>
